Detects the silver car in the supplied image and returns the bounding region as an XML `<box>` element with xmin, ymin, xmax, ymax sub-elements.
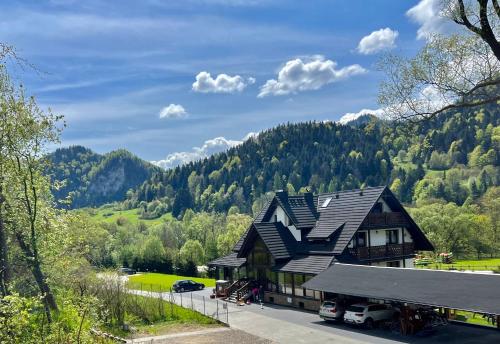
<box><xmin>319</xmin><ymin>301</ymin><xmax>345</xmax><ymax>321</ymax></box>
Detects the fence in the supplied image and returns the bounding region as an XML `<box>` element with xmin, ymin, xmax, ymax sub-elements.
<box><xmin>129</xmin><ymin>283</ymin><xmax>230</xmax><ymax>325</ymax></box>
<box><xmin>416</xmin><ymin>264</ymin><xmax>500</xmax><ymax>272</ymax></box>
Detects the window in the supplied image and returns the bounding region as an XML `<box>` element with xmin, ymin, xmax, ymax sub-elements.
<box><xmin>284</xmin><ymin>273</ymin><xmax>293</xmax><ymax>295</ymax></box>
<box><xmin>278</xmin><ymin>272</ymin><xmax>285</xmax><ymax>294</ymax></box>
<box><xmin>266</xmin><ymin>269</ymin><xmax>276</xmax><ymax>292</ymax></box>
<box><xmin>273</xmin><ymin>214</ymin><xmax>278</xmax><ymax>222</ymax></box>
<box><xmin>321</xmin><ymin>197</ymin><xmax>332</xmax><ymax>208</ymax></box>
<box><xmin>386</xmin><ymin>230</ymin><xmax>399</xmax><ymax>244</ymax></box>
<box><xmin>355</xmin><ymin>231</ymin><xmax>367</xmax><ymax>247</ymax></box>
<box><xmin>387</xmin><ymin>261</ymin><xmax>401</xmax><ymax>267</ymax></box>
<box><xmin>293</xmin><ymin>274</ymin><xmax>304</xmax><ymax>297</ymax></box>
<box><xmin>372</xmin><ymin>202</ymin><xmax>383</xmax><ymax>213</ymax></box>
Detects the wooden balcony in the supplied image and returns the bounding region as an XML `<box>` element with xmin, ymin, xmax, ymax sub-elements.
<box><xmin>347</xmin><ymin>243</ymin><xmax>414</xmax><ymax>260</ymax></box>
<box><xmin>362</xmin><ymin>212</ymin><xmax>409</xmax><ymax>227</ymax></box>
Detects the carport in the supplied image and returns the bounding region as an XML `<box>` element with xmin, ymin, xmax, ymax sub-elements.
<box><xmin>302</xmin><ymin>263</ymin><xmax>500</xmax><ymax>330</ymax></box>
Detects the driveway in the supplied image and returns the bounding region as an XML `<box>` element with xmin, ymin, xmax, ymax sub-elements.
<box><xmin>130</xmin><ymin>288</ymin><xmax>500</xmax><ymax>344</ymax></box>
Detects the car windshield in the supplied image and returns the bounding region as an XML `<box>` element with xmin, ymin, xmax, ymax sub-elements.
<box><xmin>322</xmin><ymin>302</ymin><xmax>335</xmax><ymax>307</ymax></box>
<box><xmin>347</xmin><ymin>305</ymin><xmax>365</xmax><ymax>312</ymax></box>
<box><xmin>187</xmin><ymin>280</ymin><xmax>195</xmax><ymax>284</ymax></box>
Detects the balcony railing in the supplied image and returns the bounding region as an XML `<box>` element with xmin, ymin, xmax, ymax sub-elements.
<box><xmin>347</xmin><ymin>243</ymin><xmax>414</xmax><ymax>260</ymax></box>
<box><xmin>362</xmin><ymin>212</ymin><xmax>409</xmax><ymax>227</ymax></box>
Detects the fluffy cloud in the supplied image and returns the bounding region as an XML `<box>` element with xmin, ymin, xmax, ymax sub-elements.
<box><xmin>406</xmin><ymin>0</ymin><xmax>453</xmax><ymax>40</ymax></box>
<box><xmin>192</xmin><ymin>71</ymin><xmax>255</xmax><ymax>93</ymax></box>
<box><xmin>338</xmin><ymin>108</ymin><xmax>384</xmax><ymax>124</ymax></box>
<box><xmin>159</xmin><ymin>104</ymin><xmax>187</xmax><ymax>119</ymax></box>
<box><xmin>357</xmin><ymin>28</ymin><xmax>399</xmax><ymax>54</ymax></box>
<box><xmin>258</xmin><ymin>56</ymin><xmax>366</xmax><ymax>97</ymax></box>
<box><xmin>151</xmin><ymin>133</ymin><xmax>258</xmax><ymax>169</ymax></box>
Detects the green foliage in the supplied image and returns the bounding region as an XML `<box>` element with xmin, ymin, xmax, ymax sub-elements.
<box><xmin>126</xmin><ymin>106</ymin><xmax>498</xmax><ymax>217</ymax></box>
<box><xmin>45</xmin><ymin>146</ymin><xmax>160</xmax><ymax>208</ymax></box>
<box><xmin>127</xmin><ymin>273</ymin><xmax>215</xmax><ymax>292</ymax></box>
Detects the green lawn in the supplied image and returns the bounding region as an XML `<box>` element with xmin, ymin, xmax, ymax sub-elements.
<box><xmin>103</xmin><ymin>294</ymin><xmax>220</xmax><ymax>338</ymax></box>
<box><xmin>417</xmin><ymin>258</ymin><xmax>500</xmax><ymax>271</ymax></box>
<box><xmin>84</xmin><ymin>206</ymin><xmax>173</xmax><ymax>226</ymax></box>
<box><xmin>455</xmin><ymin>311</ymin><xmax>497</xmax><ymax>328</ymax></box>
<box><xmin>128</xmin><ymin>273</ymin><xmax>216</xmax><ymax>292</ymax></box>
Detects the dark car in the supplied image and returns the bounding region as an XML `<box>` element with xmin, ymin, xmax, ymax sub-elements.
<box><xmin>119</xmin><ymin>267</ymin><xmax>136</xmax><ymax>275</ymax></box>
<box><xmin>173</xmin><ymin>280</ymin><xmax>205</xmax><ymax>292</ymax></box>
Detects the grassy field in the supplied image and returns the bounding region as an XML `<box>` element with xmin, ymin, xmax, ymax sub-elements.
<box><xmin>128</xmin><ymin>273</ymin><xmax>216</xmax><ymax>292</ymax></box>
<box><xmin>417</xmin><ymin>258</ymin><xmax>500</xmax><ymax>271</ymax></box>
<box><xmin>455</xmin><ymin>311</ymin><xmax>497</xmax><ymax>328</ymax></box>
<box><xmin>104</xmin><ymin>294</ymin><xmax>220</xmax><ymax>338</ymax></box>
<box><xmin>84</xmin><ymin>206</ymin><xmax>173</xmax><ymax>226</ymax></box>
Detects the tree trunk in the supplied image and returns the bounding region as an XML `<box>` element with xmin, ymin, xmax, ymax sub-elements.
<box><xmin>15</xmin><ymin>232</ymin><xmax>58</xmax><ymax>322</ymax></box>
<box><xmin>0</xmin><ymin>187</ymin><xmax>9</xmax><ymax>297</ymax></box>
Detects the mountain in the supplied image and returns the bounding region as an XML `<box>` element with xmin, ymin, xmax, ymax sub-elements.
<box><xmin>127</xmin><ymin>104</ymin><xmax>499</xmax><ymax>217</ymax></box>
<box><xmin>46</xmin><ymin>146</ymin><xmax>160</xmax><ymax>208</ymax></box>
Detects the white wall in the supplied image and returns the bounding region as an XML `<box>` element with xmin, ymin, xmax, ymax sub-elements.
<box><xmin>269</xmin><ymin>205</ymin><xmax>301</xmax><ymax>241</ymax></box>
<box><xmin>368</xmin><ymin>228</ymin><xmax>414</xmax><ymax>246</ymax></box>
<box><xmin>371</xmin><ymin>259</ymin><xmax>414</xmax><ymax>268</ymax></box>
<box><xmin>404</xmin><ymin>258</ymin><xmax>414</xmax><ymax>268</ymax></box>
<box><xmin>269</xmin><ymin>206</ymin><xmax>289</xmax><ymax>225</ymax></box>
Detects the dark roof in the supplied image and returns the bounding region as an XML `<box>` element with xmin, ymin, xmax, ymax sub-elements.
<box><xmin>303</xmin><ymin>264</ymin><xmax>500</xmax><ymax>315</ymax></box>
<box><xmin>274</xmin><ymin>255</ymin><xmax>334</xmax><ymax>274</ymax></box>
<box><xmin>307</xmin><ymin>187</ymin><xmax>386</xmax><ymax>253</ymax></box>
<box><xmin>232</xmin><ymin>199</ymin><xmax>271</xmax><ymax>252</ymax></box>
<box><xmin>208</xmin><ymin>253</ymin><xmax>246</xmax><ymax>268</ymax></box>
<box><xmin>274</xmin><ymin>192</ymin><xmax>318</xmax><ymax>229</ymax></box>
<box><xmin>238</xmin><ymin>222</ymin><xmax>297</xmax><ymax>260</ymax></box>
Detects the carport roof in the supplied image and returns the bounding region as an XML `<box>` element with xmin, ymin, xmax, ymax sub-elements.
<box><xmin>302</xmin><ymin>263</ymin><xmax>500</xmax><ymax>315</ymax></box>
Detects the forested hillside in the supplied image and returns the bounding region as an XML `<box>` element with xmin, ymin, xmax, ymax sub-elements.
<box><xmin>46</xmin><ymin>146</ymin><xmax>160</xmax><ymax>208</ymax></box>
<box><xmin>127</xmin><ymin>106</ymin><xmax>499</xmax><ymax>218</ymax></box>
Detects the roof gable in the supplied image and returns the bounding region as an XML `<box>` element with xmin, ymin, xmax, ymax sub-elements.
<box><xmin>237</xmin><ymin>222</ymin><xmax>297</xmax><ymax>260</ymax></box>
<box><xmin>306</xmin><ymin>186</ymin><xmax>385</xmax><ymax>246</ymax></box>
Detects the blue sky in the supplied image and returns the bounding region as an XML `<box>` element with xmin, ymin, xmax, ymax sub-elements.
<box><xmin>0</xmin><ymin>0</ymin><xmax>444</xmax><ymax>167</ymax></box>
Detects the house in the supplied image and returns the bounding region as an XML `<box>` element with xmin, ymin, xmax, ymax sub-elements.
<box><xmin>208</xmin><ymin>186</ymin><xmax>434</xmax><ymax>310</ymax></box>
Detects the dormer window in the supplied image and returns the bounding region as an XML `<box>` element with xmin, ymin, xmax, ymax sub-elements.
<box><xmin>321</xmin><ymin>197</ymin><xmax>332</xmax><ymax>208</ymax></box>
<box><xmin>273</xmin><ymin>214</ymin><xmax>278</xmax><ymax>222</ymax></box>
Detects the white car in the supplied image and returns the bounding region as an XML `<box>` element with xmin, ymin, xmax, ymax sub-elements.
<box><xmin>343</xmin><ymin>303</ymin><xmax>394</xmax><ymax>328</ymax></box>
<box><xmin>319</xmin><ymin>301</ymin><xmax>344</xmax><ymax>321</ymax></box>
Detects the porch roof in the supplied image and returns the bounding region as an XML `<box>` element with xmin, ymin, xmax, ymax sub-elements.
<box><xmin>273</xmin><ymin>255</ymin><xmax>335</xmax><ymax>275</ymax></box>
<box><xmin>208</xmin><ymin>253</ymin><xmax>246</xmax><ymax>268</ymax></box>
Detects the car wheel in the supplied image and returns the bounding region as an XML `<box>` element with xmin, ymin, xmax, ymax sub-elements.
<box><xmin>180</xmin><ymin>287</ymin><xmax>185</xmax><ymax>292</ymax></box>
<box><xmin>364</xmin><ymin>318</ymin><xmax>374</xmax><ymax>329</ymax></box>
<box><xmin>199</xmin><ymin>285</ymin><xmax>203</xmax><ymax>290</ymax></box>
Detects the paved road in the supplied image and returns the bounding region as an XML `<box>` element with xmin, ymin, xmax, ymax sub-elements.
<box><xmin>130</xmin><ymin>288</ymin><xmax>500</xmax><ymax>344</ymax></box>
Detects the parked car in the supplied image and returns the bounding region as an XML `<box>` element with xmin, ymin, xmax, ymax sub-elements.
<box><xmin>173</xmin><ymin>280</ymin><xmax>205</xmax><ymax>292</ymax></box>
<box><xmin>319</xmin><ymin>301</ymin><xmax>345</xmax><ymax>321</ymax></box>
<box><xmin>343</xmin><ymin>303</ymin><xmax>394</xmax><ymax>328</ymax></box>
<box><xmin>118</xmin><ymin>267</ymin><xmax>136</xmax><ymax>275</ymax></box>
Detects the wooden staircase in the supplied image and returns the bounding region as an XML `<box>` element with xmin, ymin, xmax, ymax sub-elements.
<box><xmin>225</xmin><ymin>279</ymin><xmax>251</xmax><ymax>303</ymax></box>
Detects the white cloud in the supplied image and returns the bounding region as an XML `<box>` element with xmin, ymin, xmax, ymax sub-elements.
<box><xmin>152</xmin><ymin>132</ymin><xmax>258</xmax><ymax>169</ymax></box>
<box><xmin>159</xmin><ymin>104</ymin><xmax>187</xmax><ymax>119</ymax></box>
<box><xmin>192</xmin><ymin>71</ymin><xmax>255</xmax><ymax>93</ymax></box>
<box><xmin>357</xmin><ymin>28</ymin><xmax>399</xmax><ymax>54</ymax></box>
<box><xmin>406</xmin><ymin>0</ymin><xmax>453</xmax><ymax>40</ymax></box>
<box><xmin>258</xmin><ymin>56</ymin><xmax>366</xmax><ymax>97</ymax></box>
<box><xmin>338</xmin><ymin>108</ymin><xmax>384</xmax><ymax>124</ymax></box>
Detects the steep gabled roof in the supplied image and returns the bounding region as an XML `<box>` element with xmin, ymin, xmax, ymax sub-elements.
<box><xmin>232</xmin><ymin>199</ymin><xmax>271</xmax><ymax>252</ymax></box>
<box><xmin>330</xmin><ymin>186</ymin><xmax>387</xmax><ymax>254</ymax></box>
<box><xmin>237</xmin><ymin>222</ymin><xmax>296</xmax><ymax>260</ymax></box>
<box><xmin>306</xmin><ymin>186</ymin><xmax>385</xmax><ymax>246</ymax></box>
<box><xmin>260</xmin><ymin>192</ymin><xmax>318</xmax><ymax>229</ymax></box>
